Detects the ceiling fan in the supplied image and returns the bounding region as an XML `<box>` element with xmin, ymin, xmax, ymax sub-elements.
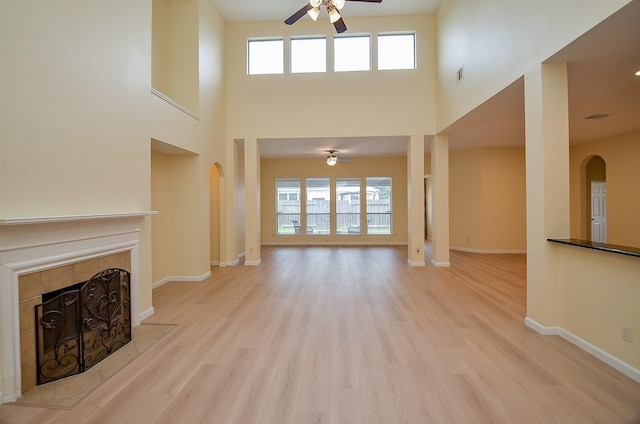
<box><xmin>325</xmin><ymin>150</ymin><xmax>352</xmax><ymax>166</ymax></box>
<box><xmin>285</xmin><ymin>0</ymin><xmax>383</xmax><ymax>34</ymax></box>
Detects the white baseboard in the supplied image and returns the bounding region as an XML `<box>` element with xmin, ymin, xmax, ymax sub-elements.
<box><xmin>152</xmin><ymin>271</ymin><xmax>212</xmax><ymax>289</ymax></box>
<box><xmin>219</xmin><ymin>252</ymin><xmax>245</xmax><ymax>267</ymax></box>
<box><xmin>210</xmin><ymin>261</ymin><xmax>220</xmax><ymax>266</ymax></box>
<box><xmin>261</xmin><ymin>241</ymin><xmax>407</xmax><ymax>246</ymax></box>
<box><xmin>407</xmin><ymin>259</ymin><xmax>426</xmax><ymax>267</ymax></box>
<box><xmin>525</xmin><ymin>317</ymin><xmax>640</xmax><ymax>384</ymax></box>
<box><xmin>244</xmin><ymin>259</ymin><xmax>262</xmax><ymax>266</ymax></box>
<box><xmin>139</xmin><ymin>307</ymin><xmax>155</xmax><ymax>323</ymax></box>
<box><xmin>431</xmin><ymin>260</ymin><xmax>451</xmax><ymax>267</ymax></box>
<box><xmin>451</xmin><ymin>246</ymin><xmax>527</xmax><ymax>254</ymax></box>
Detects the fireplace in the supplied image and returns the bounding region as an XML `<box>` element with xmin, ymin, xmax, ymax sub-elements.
<box><xmin>0</xmin><ymin>212</ymin><xmax>155</xmax><ymax>403</ymax></box>
<box><xmin>35</xmin><ymin>268</ymin><xmax>131</xmax><ymax>385</ymax></box>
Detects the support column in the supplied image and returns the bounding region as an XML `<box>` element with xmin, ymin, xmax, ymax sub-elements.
<box><xmin>221</xmin><ymin>139</ymin><xmax>239</xmax><ymax>266</ymax></box>
<box><xmin>431</xmin><ymin>135</ymin><xmax>450</xmax><ymax>267</ymax></box>
<box><xmin>524</xmin><ymin>63</ymin><xmax>570</xmax><ymax>327</ymax></box>
<box><xmin>244</xmin><ymin>137</ymin><xmax>261</xmax><ymax>265</ymax></box>
<box><xmin>407</xmin><ymin>134</ymin><xmax>425</xmax><ymax>266</ymax></box>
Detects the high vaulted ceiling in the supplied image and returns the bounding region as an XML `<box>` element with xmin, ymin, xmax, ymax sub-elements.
<box><xmin>444</xmin><ymin>0</ymin><xmax>640</xmax><ymax>153</ymax></box>
<box><xmin>213</xmin><ymin>1</ymin><xmax>640</xmax><ymax>160</ymax></box>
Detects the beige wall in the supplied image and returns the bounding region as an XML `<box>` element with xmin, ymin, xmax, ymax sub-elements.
<box><xmin>261</xmin><ymin>156</ymin><xmax>408</xmax><ymax>245</ymax></box>
<box><xmin>482</xmin><ymin>147</ymin><xmax>527</xmax><ymax>251</ymax></box>
<box><xmin>152</xmin><ymin>0</ymin><xmax>200</xmax><ymax>113</ymax></box>
<box><xmin>150</xmin><ymin>0</ymin><xmax>227</xmax><ymax>282</ymax></box>
<box><xmin>449</xmin><ymin>147</ymin><xmax>526</xmax><ymax>252</ymax></box>
<box><xmin>151</xmin><ymin>151</ymin><xmax>209</xmax><ymax>280</ymax></box>
<box><xmin>436</xmin><ymin>0</ymin><xmax>631</xmax><ymax>131</ymax></box>
<box><xmin>0</xmin><ymin>1</ymin><xmax>152</xmax><ymax>217</ymax></box>
<box><xmin>570</xmin><ymin>131</ymin><xmax>640</xmax><ymax>247</ymax></box>
<box><xmin>151</xmin><ymin>151</ymin><xmax>174</xmax><ymax>280</ymax></box>
<box><xmin>234</xmin><ymin>142</ymin><xmax>246</xmax><ymax>258</ymax></box>
<box><xmin>210</xmin><ymin>164</ymin><xmax>222</xmax><ymax>264</ymax></box>
<box><xmin>225</xmin><ymin>15</ymin><xmax>437</xmax><ymax>140</ymax></box>
<box><xmin>555</xmin><ymin>244</ymin><xmax>640</xmax><ymax>370</ymax></box>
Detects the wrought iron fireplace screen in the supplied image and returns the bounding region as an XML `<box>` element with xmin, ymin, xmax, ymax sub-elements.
<box><xmin>35</xmin><ymin>268</ymin><xmax>132</xmax><ymax>385</ymax></box>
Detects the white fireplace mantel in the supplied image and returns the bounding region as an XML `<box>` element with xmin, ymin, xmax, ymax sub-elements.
<box><xmin>0</xmin><ymin>211</ymin><xmax>156</xmax><ymax>403</ymax></box>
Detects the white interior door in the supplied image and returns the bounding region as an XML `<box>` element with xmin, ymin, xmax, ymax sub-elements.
<box><xmin>591</xmin><ymin>181</ymin><xmax>607</xmax><ymax>243</ymax></box>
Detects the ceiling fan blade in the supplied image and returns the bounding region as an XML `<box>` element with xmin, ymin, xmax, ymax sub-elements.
<box><xmin>333</xmin><ymin>17</ymin><xmax>347</xmax><ymax>33</ymax></box>
<box><xmin>346</xmin><ymin>0</ymin><xmax>383</xmax><ymax>3</ymax></box>
<box><xmin>285</xmin><ymin>3</ymin><xmax>313</xmax><ymax>25</ymax></box>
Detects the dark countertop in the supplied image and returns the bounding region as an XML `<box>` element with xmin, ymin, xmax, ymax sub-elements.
<box><xmin>547</xmin><ymin>238</ymin><xmax>640</xmax><ymax>258</ymax></box>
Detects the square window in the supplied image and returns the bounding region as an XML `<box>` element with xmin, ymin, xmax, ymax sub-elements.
<box><xmin>378</xmin><ymin>33</ymin><xmax>415</xmax><ymax>70</ymax></box>
<box><xmin>334</xmin><ymin>36</ymin><xmax>370</xmax><ymax>72</ymax></box>
<box><xmin>291</xmin><ymin>37</ymin><xmax>326</xmax><ymax>73</ymax></box>
<box><xmin>248</xmin><ymin>39</ymin><xmax>284</xmax><ymax>75</ymax></box>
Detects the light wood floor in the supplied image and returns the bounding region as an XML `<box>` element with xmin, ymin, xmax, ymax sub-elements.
<box><xmin>1</xmin><ymin>245</ymin><xmax>639</xmax><ymax>423</ymax></box>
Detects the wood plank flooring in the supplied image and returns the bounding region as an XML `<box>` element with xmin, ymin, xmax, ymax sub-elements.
<box><xmin>1</xmin><ymin>245</ymin><xmax>639</xmax><ymax>423</ymax></box>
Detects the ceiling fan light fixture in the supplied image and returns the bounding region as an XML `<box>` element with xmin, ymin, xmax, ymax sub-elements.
<box><xmin>307</xmin><ymin>6</ymin><xmax>320</xmax><ymax>21</ymax></box>
<box><xmin>328</xmin><ymin>6</ymin><xmax>342</xmax><ymax>23</ymax></box>
<box><xmin>326</xmin><ymin>154</ymin><xmax>338</xmax><ymax>166</ymax></box>
<box><xmin>332</xmin><ymin>0</ymin><xmax>346</xmax><ymax>10</ymax></box>
<box><xmin>309</xmin><ymin>0</ymin><xmax>322</xmax><ymax>7</ymax></box>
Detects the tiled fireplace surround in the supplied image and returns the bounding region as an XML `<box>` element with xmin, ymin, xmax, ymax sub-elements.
<box><xmin>0</xmin><ymin>212</ymin><xmax>154</xmax><ymax>403</ymax></box>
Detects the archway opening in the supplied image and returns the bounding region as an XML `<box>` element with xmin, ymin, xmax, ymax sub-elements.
<box><xmin>584</xmin><ymin>155</ymin><xmax>606</xmax><ymax>242</ymax></box>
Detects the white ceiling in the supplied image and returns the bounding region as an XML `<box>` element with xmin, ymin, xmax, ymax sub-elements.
<box><xmin>212</xmin><ymin>0</ymin><xmax>442</xmax><ymax>23</ymax></box>
<box><xmin>215</xmin><ymin>1</ymin><xmax>640</xmax><ymax>160</ymax></box>
<box><xmin>259</xmin><ymin>135</ymin><xmax>411</xmax><ymax>160</ymax></box>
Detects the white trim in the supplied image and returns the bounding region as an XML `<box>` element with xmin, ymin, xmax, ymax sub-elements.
<box><xmin>407</xmin><ymin>260</ymin><xmax>426</xmax><ymax>267</ymax></box>
<box><xmin>245</xmin><ymin>259</ymin><xmax>262</xmax><ymax>266</ymax></box>
<box><xmin>261</xmin><ymin>241</ymin><xmax>407</xmax><ymax>246</ymax></box>
<box><xmin>210</xmin><ymin>261</ymin><xmax>220</xmax><ymax>266</ymax></box>
<box><xmin>525</xmin><ymin>317</ymin><xmax>640</xmax><ymax>384</ymax></box>
<box><xmin>450</xmin><ymin>246</ymin><xmax>527</xmax><ymax>254</ymax></box>
<box><xmin>151</xmin><ymin>88</ymin><xmax>200</xmax><ymax>120</ymax></box>
<box><xmin>219</xmin><ymin>259</ymin><xmax>240</xmax><ymax>267</ymax></box>
<box><xmin>218</xmin><ymin>252</ymin><xmax>246</xmax><ymax>267</ymax></box>
<box><xmin>152</xmin><ymin>271</ymin><xmax>212</xmax><ymax>288</ymax></box>
<box><xmin>0</xmin><ymin>211</ymin><xmax>157</xmax><ymax>226</ymax></box>
<box><xmin>431</xmin><ymin>260</ymin><xmax>451</xmax><ymax>267</ymax></box>
<box><xmin>139</xmin><ymin>307</ymin><xmax>155</xmax><ymax>322</ymax></box>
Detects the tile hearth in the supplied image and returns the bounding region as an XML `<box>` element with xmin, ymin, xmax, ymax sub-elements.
<box><xmin>13</xmin><ymin>324</ymin><xmax>175</xmax><ymax>408</ymax></box>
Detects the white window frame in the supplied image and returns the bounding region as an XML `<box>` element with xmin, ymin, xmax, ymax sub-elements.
<box><xmin>377</xmin><ymin>33</ymin><xmax>416</xmax><ymax>70</ymax></box>
<box><xmin>290</xmin><ymin>36</ymin><xmax>327</xmax><ymax>74</ymax></box>
<box><xmin>247</xmin><ymin>38</ymin><xmax>284</xmax><ymax>75</ymax></box>
<box><xmin>334</xmin><ymin>35</ymin><xmax>371</xmax><ymax>72</ymax></box>
<box><xmin>276</xmin><ymin>179</ymin><xmax>301</xmax><ymax>235</ymax></box>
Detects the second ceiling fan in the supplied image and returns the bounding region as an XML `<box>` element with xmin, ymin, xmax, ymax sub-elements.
<box><xmin>285</xmin><ymin>0</ymin><xmax>383</xmax><ymax>34</ymax></box>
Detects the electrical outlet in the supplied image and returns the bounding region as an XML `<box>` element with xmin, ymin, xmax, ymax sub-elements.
<box><xmin>622</xmin><ymin>325</ymin><xmax>633</xmax><ymax>343</ymax></box>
